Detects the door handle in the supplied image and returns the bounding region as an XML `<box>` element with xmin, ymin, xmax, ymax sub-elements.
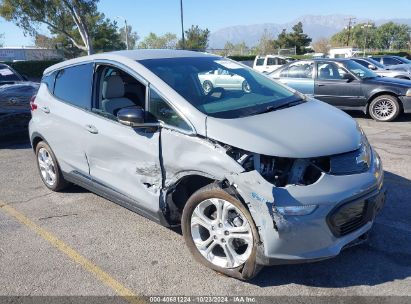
<box><xmin>316</xmin><ymin>84</ymin><xmax>326</xmax><ymax>87</ymax></box>
<box><xmin>85</xmin><ymin>124</ymin><xmax>98</xmax><ymax>134</ymax></box>
<box><xmin>40</xmin><ymin>106</ymin><xmax>50</xmax><ymax>113</ymax></box>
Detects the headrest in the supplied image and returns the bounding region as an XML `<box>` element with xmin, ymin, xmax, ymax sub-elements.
<box><xmin>102</xmin><ymin>75</ymin><xmax>125</xmax><ymax>99</ymax></box>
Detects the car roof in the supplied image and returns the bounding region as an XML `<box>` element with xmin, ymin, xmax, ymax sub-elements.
<box><xmin>44</xmin><ymin>49</ymin><xmax>219</xmax><ymax>74</ymax></box>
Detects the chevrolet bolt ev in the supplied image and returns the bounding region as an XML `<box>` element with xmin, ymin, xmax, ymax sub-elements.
<box><xmin>29</xmin><ymin>50</ymin><xmax>386</xmax><ymax>280</ymax></box>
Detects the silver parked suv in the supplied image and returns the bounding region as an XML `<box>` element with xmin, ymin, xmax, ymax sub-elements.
<box><xmin>29</xmin><ymin>50</ymin><xmax>386</xmax><ymax>280</ymax></box>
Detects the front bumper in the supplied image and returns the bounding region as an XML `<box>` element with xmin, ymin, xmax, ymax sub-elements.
<box><xmin>399</xmin><ymin>96</ymin><xmax>411</xmax><ymax>113</ymax></box>
<box><xmin>228</xmin><ymin>149</ymin><xmax>385</xmax><ymax>266</ymax></box>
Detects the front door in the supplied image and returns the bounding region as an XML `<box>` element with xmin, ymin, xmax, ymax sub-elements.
<box><xmin>315</xmin><ymin>62</ymin><xmax>365</xmax><ymax>108</ymax></box>
<box><xmin>85</xmin><ymin>63</ymin><xmax>161</xmax><ymax>214</ymax></box>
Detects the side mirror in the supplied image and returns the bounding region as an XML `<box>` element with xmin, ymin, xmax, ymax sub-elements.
<box><xmin>117</xmin><ymin>107</ymin><xmax>162</xmax><ymax>129</ymax></box>
<box><xmin>342</xmin><ymin>73</ymin><xmax>355</xmax><ymax>82</ymax></box>
<box><xmin>117</xmin><ymin>107</ymin><xmax>145</xmax><ymax>126</ymax></box>
<box><xmin>368</xmin><ymin>64</ymin><xmax>377</xmax><ymax>70</ymax></box>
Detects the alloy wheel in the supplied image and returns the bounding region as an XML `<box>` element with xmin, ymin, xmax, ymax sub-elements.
<box><xmin>37</xmin><ymin>147</ymin><xmax>57</xmax><ymax>187</ymax></box>
<box><xmin>190</xmin><ymin>198</ymin><xmax>253</xmax><ymax>268</ymax></box>
<box><xmin>372</xmin><ymin>98</ymin><xmax>397</xmax><ymax>121</ymax></box>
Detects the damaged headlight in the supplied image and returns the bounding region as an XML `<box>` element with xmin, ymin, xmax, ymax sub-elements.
<box><xmin>226</xmin><ymin>147</ymin><xmax>329</xmax><ymax>187</ymax></box>
<box><xmin>329</xmin><ymin>128</ymin><xmax>371</xmax><ymax>175</ymax></box>
<box><xmin>276</xmin><ymin>204</ymin><xmax>318</xmax><ymax>216</ymax></box>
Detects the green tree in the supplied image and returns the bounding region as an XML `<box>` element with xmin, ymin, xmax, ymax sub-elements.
<box><xmin>0</xmin><ymin>0</ymin><xmax>102</xmax><ymax>55</ymax></box>
<box><xmin>331</xmin><ymin>22</ymin><xmax>410</xmax><ymax>50</ymax></box>
<box><xmin>119</xmin><ymin>25</ymin><xmax>139</xmax><ymax>49</ymax></box>
<box><xmin>178</xmin><ymin>25</ymin><xmax>210</xmax><ymax>51</ymax></box>
<box><xmin>376</xmin><ymin>22</ymin><xmax>410</xmax><ymax>49</ymax></box>
<box><xmin>138</xmin><ymin>32</ymin><xmax>177</xmax><ymax>49</ymax></box>
<box><xmin>331</xmin><ymin>23</ymin><xmax>377</xmax><ymax>48</ymax></box>
<box><xmin>288</xmin><ymin>22</ymin><xmax>312</xmax><ymax>54</ymax></box>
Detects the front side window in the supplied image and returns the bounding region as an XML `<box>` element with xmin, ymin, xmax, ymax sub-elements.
<box><xmin>93</xmin><ymin>65</ymin><xmax>146</xmax><ymax>120</ymax></box>
<box><xmin>255</xmin><ymin>58</ymin><xmax>265</xmax><ymax>66</ymax></box>
<box><xmin>140</xmin><ymin>57</ymin><xmax>299</xmax><ymax>119</ymax></box>
<box><xmin>343</xmin><ymin>60</ymin><xmax>378</xmax><ymax>79</ymax></box>
<box><xmin>317</xmin><ymin>63</ymin><xmax>345</xmax><ymax>80</ymax></box>
<box><xmin>149</xmin><ymin>88</ymin><xmax>190</xmax><ymax>130</ymax></box>
<box><xmin>54</xmin><ymin>63</ymin><xmax>93</xmax><ymax>109</ymax></box>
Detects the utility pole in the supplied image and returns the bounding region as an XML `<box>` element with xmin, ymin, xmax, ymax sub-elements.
<box><xmin>345</xmin><ymin>17</ymin><xmax>356</xmax><ymax>46</ymax></box>
<box><xmin>116</xmin><ymin>16</ymin><xmax>129</xmax><ymax>50</ymax></box>
<box><xmin>180</xmin><ymin>0</ymin><xmax>185</xmax><ymax>49</ymax></box>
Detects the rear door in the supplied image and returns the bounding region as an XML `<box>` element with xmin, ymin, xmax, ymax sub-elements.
<box><xmin>276</xmin><ymin>61</ymin><xmax>315</xmax><ymax>95</ymax></box>
<box><xmin>39</xmin><ymin>63</ymin><xmax>94</xmax><ymax>175</ymax></box>
<box><xmin>314</xmin><ymin>62</ymin><xmax>365</xmax><ymax>107</ymax></box>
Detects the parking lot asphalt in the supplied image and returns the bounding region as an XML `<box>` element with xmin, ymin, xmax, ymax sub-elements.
<box><xmin>0</xmin><ymin>113</ymin><xmax>411</xmax><ymax>299</ymax></box>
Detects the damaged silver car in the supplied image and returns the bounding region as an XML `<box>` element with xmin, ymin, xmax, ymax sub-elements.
<box><xmin>29</xmin><ymin>50</ymin><xmax>386</xmax><ymax>280</ymax></box>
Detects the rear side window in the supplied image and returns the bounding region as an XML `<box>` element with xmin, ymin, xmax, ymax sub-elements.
<box><xmin>267</xmin><ymin>58</ymin><xmax>277</xmax><ymax>65</ymax></box>
<box><xmin>41</xmin><ymin>72</ymin><xmax>56</xmax><ymax>91</ymax></box>
<box><xmin>54</xmin><ymin>63</ymin><xmax>93</xmax><ymax>109</ymax></box>
<box><xmin>383</xmin><ymin>57</ymin><xmax>401</xmax><ymax>65</ymax></box>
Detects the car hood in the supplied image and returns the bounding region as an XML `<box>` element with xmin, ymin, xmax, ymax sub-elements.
<box><xmin>206</xmin><ymin>99</ymin><xmax>361</xmax><ymax>158</ymax></box>
<box><xmin>363</xmin><ymin>76</ymin><xmax>411</xmax><ymax>88</ymax></box>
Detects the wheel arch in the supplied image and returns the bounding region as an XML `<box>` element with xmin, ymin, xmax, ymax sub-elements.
<box><xmin>30</xmin><ymin>132</ymin><xmax>45</xmax><ymax>151</ymax></box>
<box><xmin>366</xmin><ymin>91</ymin><xmax>403</xmax><ymax>114</ymax></box>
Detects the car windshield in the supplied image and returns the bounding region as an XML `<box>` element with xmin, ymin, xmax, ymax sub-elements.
<box><xmin>343</xmin><ymin>60</ymin><xmax>378</xmax><ymax>79</ymax></box>
<box><xmin>366</xmin><ymin>58</ymin><xmax>385</xmax><ymax>69</ymax></box>
<box><xmin>0</xmin><ymin>66</ymin><xmax>22</xmax><ymax>83</ymax></box>
<box><xmin>139</xmin><ymin>57</ymin><xmax>301</xmax><ymax>119</ymax></box>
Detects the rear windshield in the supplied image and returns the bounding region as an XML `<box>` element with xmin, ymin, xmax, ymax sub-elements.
<box><xmin>139</xmin><ymin>57</ymin><xmax>299</xmax><ymax>119</ymax></box>
<box><xmin>0</xmin><ymin>66</ymin><xmax>21</xmax><ymax>82</ymax></box>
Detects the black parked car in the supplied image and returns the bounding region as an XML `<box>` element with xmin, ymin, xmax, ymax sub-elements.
<box><xmin>269</xmin><ymin>58</ymin><xmax>411</xmax><ymax>121</ymax></box>
<box><xmin>0</xmin><ymin>64</ymin><xmax>39</xmax><ymax>139</ymax></box>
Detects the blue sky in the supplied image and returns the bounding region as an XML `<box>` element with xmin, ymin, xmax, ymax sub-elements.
<box><xmin>1</xmin><ymin>0</ymin><xmax>411</xmax><ymax>46</ymax></box>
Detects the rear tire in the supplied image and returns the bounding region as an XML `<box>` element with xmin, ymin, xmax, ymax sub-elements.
<box><xmin>35</xmin><ymin>141</ymin><xmax>68</xmax><ymax>191</ymax></box>
<box><xmin>182</xmin><ymin>184</ymin><xmax>262</xmax><ymax>280</ymax></box>
<box><xmin>369</xmin><ymin>95</ymin><xmax>400</xmax><ymax>122</ymax></box>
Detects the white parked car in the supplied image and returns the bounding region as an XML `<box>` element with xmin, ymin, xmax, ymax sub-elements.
<box><xmin>253</xmin><ymin>55</ymin><xmax>288</xmax><ymax>74</ymax></box>
<box><xmin>198</xmin><ymin>68</ymin><xmax>251</xmax><ymax>93</ymax></box>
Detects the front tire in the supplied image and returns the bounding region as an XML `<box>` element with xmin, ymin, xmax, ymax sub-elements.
<box><xmin>182</xmin><ymin>184</ymin><xmax>261</xmax><ymax>280</ymax></box>
<box><xmin>369</xmin><ymin>95</ymin><xmax>400</xmax><ymax>122</ymax></box>
<box><xmin>35</xmin><ymin>141</ymin><xmax>68</xmax><ymax>191</ymax></box>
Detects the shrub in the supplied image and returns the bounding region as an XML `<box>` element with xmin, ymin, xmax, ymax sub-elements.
<box><xmin>5</xmin><ymin>60</ymin><xmax>62</xmax><ymax>78</ymax></box>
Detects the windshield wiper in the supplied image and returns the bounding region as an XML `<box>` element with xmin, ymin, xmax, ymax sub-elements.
<box><xmin>255</xmin><ymin>99</ymin><xmax>305</xmax><ymax>115</ymax></box>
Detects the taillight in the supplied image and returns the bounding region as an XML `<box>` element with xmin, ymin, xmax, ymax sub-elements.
<box><xmin>30</xmin><ymin>95</ymin><xmax>37</xmax><ymax>111</ymax></box>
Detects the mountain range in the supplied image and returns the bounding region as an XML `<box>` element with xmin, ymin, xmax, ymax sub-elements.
<box><xmin>208</xmin><ymin>15</ymin><xmax>411</xmax><ymax>49</ymax></box>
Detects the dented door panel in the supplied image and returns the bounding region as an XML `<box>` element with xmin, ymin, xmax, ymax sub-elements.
<box><xmin>160</xmin><ymin>128</ymin><xmax>244</xmax><ymax>185</ymax></box>
<box><xmin>86</xmin><ymin>117</ymin><xmax>161</xmax><ymax>213</ymax></box>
